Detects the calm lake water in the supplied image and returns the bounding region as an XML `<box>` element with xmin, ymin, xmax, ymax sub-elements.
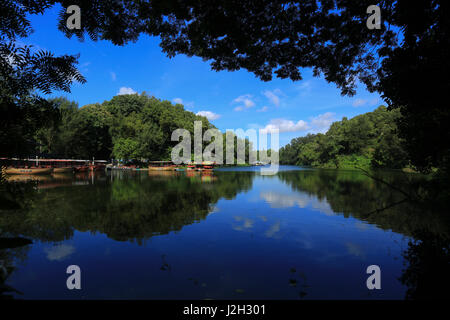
<box><xmin>1</xmin><ymin>166</ymin><xmax>448</xmax><ymax>299</ymax></box>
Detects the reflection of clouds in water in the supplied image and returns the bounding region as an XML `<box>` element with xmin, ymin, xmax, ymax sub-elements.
<box><xmin>296</xmin><ymin>237</ymin><xmax>314</xmax><ymax>250</ymax></box>
<box><xmin>260</xmin><ymin>191</ymin><xmax>335</xmax><ymax>215</ymax></box>
<box><xmin>265</xmin><ymin>221</ymin><xmax>281</xmax><ymax>238</ymax></box>
<box><xmin>44</xmin><ymin>244</ymin><xmax>75</xmax><ymax>261</ymax></box>
<box><xmin>233</xmin><ymin>216</ymin><xmax>254</xmax><ymax>231</ymax></box>
<box><xmin>260</xmin><ymin>191</ymin><xmax>308</xmax><ymax>208</ymax></box>
<box><xmin>345</xmin><ymin>242</ymin><xmax>365</xmax><ymax>259</ymax></box>
<box><xmin>207</xmin><ymin>205</ymin><xmax>220</xmax><ymax>215</ymax></box>
<box><xmin>355</xmin><ymin>221</ymin><xmax>369</xmax><ymax>230</ymax></box>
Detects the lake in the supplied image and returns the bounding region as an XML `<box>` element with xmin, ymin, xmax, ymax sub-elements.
<box><xmin>1</xmin><ymin>166</ymin><xmax>448</xmax><ymax>299</ymax></box>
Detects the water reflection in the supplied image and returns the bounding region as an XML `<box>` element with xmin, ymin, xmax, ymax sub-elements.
<box><xmin>0</xmin><ymin>168</ymin><xmax>448</xmax><ymax>299</ymax></box>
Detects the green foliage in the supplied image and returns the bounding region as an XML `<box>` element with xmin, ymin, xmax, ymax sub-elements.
<box><xmin>40</xmin><ymin>94</ymin><xmax>216</xmax><ymax>161</ymax></box>
<box><xmin>280</xmin><ymin>106</ymin><xmax>409</xmax><ymax>170</ymax></box>
<box><xmin>0</xmin><ymin>1</ymin><xmax>86</xmax><ymax>157</ymax></box>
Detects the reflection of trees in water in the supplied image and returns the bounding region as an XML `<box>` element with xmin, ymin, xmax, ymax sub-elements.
<box><xmin>0</xmin><ymin>171</ymin><xmax>254</xmax><ymax>244</ymax></box>
<box><xmin>0</xmin><ymin>171</ymin><xmax>253</xmax><ymax>298</ymax></box>
<box><xmin>278</xmin><ymin>169</ymin><xmax>450</xmax><ymax>300</ymax></box>
<box><xmin>0</xmin><ymin>239</ymin><xmax>31</xmax><ymax>299</ymax></box>
<box><xmin>3</xmin><ymin>169</ymin><xmax>448</xmax><ymax>299</ymax></box>
<box><xmin>400</xmin><ymin>231</ymin><xmax>450</xmax><ymax>300</ymax></box>
<box><xmin>278</xmin><ymin>169</ymin><xmax>450</xmax><ymax>237</ymax></box>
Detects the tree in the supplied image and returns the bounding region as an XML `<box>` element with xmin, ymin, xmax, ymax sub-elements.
<box><xmin>279</xmin><ymin>106</ymin><xmax>408</xmax><ymax>169</ymax></box>
<box><xmin>0</xmin><ymin>0</ymin><xmax>86</xmax><ymax>157</ymax></box>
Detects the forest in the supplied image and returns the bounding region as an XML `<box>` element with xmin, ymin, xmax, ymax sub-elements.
<box><xmin>32</xmin><ymin>94</ymin><xmax>255</xmax><ymax>163</ymax></box>
<box><xmin>33</xmin><ymin>94</ymin><xmax>212</xmax><ymax>161</ymax></box>
<box><xmin>279</xmin><ymin>106</ymin><xmax>409</xmax><ymax>170</ymax></box>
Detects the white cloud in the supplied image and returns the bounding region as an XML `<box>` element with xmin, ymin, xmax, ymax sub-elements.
<box><xmin>352</xmin><ymin>98</ymin><xmax>379</xmax><ymax>107</ymax></box>
<box><xmin>369</xmin><ymin>98</ymin><xmax>379</xmax><ymax>105</ymax></box>
<box><xmin>117</xmin><ymin>87</ymin><xmax>137</xmax><ymax>95</ymax></box>
<box><xmin>172</xmin><ymin>98</ymin><xmax>194</xmax><ymax>109</ymax></box>
<box><xmin>257</xmin><ymin>106</ymin><xmax>269</xmax><ymax>112</ymax></box>
<box><xmin>352</xmin><ymin>98</ymin><xmax>367</xmax><ymax>107</ymax></box>
<box><xmin>258</xmin><ymin>112</ymin><xmax>335</xmax><ymax>135</ymax></box>
<box><xmin>263</xmin><ymin>89</ymin><xmax>282</xmax><ymax>107</ymax></box>
<box><xmin>196</xmin><ymin>110</ymin><xmax>221</xmax><ymax>121</ymax></box>
<box><xmin>260</xmin><ymin>118</ymin><xmax>309</xmax><ymax>134</ymax></box>
<box><xmin>110</xmin><ymin>71</ymin><xmax>116</xmax><ymax>81</ymax></box>
<box><xmin>233</xmin><ymin>94</ymin><xmax>255</xmax><ymax>110</ymax></box>
<box><xmin>297</xmin><ymin>80</ymin><xmax>312</xmax><ymax>94</ymax></box>
<box><xmin>309</xmin><ymin>112</ymin><xmax>335</xmax><ymax>133</ymax></box>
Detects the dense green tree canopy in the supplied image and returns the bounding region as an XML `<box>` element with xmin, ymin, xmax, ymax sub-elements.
<box><xmin>36</xmin><ymin>94</ymin><xmax>216</xmax><ymax>161</ymax></box>
<box><xmin>279</xmin><ymin>106</ymin><xmax>409</xmax><ymax>169</ymax></box>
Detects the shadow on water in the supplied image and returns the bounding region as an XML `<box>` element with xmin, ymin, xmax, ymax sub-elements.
<box><xmin>277</xmin><ymin>169</ymin><xmax>450</xmax><ymax>299</ymax></box>
<box><xmin>0</xmin><ymin>168</ymin><xmax>449</xmax><ymax>299</ymax></box>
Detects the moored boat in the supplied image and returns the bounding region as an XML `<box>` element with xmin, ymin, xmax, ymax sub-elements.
<box><xmin>5</xmin><ymin>174</ymin><xmax>52</xmax><ymax>182</ymax></box>
<box><xmin>53</xmin><ymin>167</ymin><xmax>74</xmax><ymax>173</ymax></box>
<box><xmin>74</xmin><ymin>166</ymin><xmax>89</xmax><ymax>173</ymax></box>
<box><xmin>196</xmin><ymin>161</ymin><xmax>215</xmax><ymax>172</ymax></box>
<box><xmin>148</xmin><ymin>161</ymin><xmax>176</xmax><ymax>171</ymax></box>
<box><xmin>148</xmin><ymin>166</ymin><xmax>174</xmax><ymax>171</ymax></box>
<box><xmin>3</xmin><ymin>167</ymin><xmax>53</xmax><ymax>175</ymax></box>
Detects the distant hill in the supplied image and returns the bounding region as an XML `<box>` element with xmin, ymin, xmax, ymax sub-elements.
<box><xmin>279</xmin><ymin>106</ymin><xmax>409</xmax><ymax>170</ymax></box>
<box><xmin>36</xmin><ymin>93</ymin><xmax>215</xmax><ymax>161</ymax></box>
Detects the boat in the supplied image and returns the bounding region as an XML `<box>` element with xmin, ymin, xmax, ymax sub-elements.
<box><xmin>148</xmin><ymin>161</ymin><xmax>176</xmax><ymax>171</ymax></box>
<box><xmin>89</xmin><ymin>164</ymin><xmax>106</xmax><ymax>171</ymax></box>
<box><xmin>74</xmin><ymin>166</ymin><xmax>89</xmax><ymax>173</ymax></box>
<box><xmin>5</xmin><ymin>174</ymin><xmax>52</xmax><ymax>182</ymax></box>
<box><xmin>175</xmin><ymin>168</ymin><xmax>185</xmax><ymax>172</ymax></box>
<box><xmin>53</xmin><ymin>167</ymin><xmax>74</xmax><ymax>173</ymax></box>
<box><xmin>196</xmin><ymin>161</ymin><xmax>215</xmax><ymax>172</ymax></box>
<box><xmin>3</xmin><ymin>167</ymin><xmax>53</xmax><ymax>175</ymax></box>
<box><xmin>133</xmin><ymin>167</ymin><xmax>149</xmax><ymax>171</ymax></box>
<box><xmin>148</xmin><ymin>166</ymin><xmax>174</xmax><ymax>171</ymax></box>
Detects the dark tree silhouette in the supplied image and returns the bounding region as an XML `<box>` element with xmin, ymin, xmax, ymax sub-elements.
<box><xmin>0</xmin><ymin>0</ymin><xmax>86</xmax><ymax>156</ymax></box>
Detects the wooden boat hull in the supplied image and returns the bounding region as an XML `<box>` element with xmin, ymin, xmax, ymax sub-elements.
<box><xmin>6</xmin><ymin>174</ymin><xmax>52</xmax><ymax>182</ymax></box>
<box><xmin>148</xmin><ymin>166</ymin><xmax>174</xmax><ymax>171</ymax></box>
<box><xmin>89</xmin><ymin>165</ymin><xmax>106</xmax><ymax>171</ymax></box>
<box><xmin>3</xmin><ymin>167</ymin><xmax>53</xmax><ymax>175</ymax></box>
<box><xmin>53</xmin><ymin>167</ymin><xmax>74</xmax><ymax>173</ymax></box>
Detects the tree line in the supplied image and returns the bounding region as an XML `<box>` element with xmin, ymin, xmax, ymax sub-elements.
<box><xmin>279</xmin><ymin>106</ymin><xmax>409</xmax><ymax>170</ymax></box>
<box><xmin>34</xmin><ymin>94</ymin><xmax>255</xmax><ymax>163</ymax></box>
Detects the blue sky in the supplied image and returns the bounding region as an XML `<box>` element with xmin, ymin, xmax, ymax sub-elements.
<box><xmin>23</xmin><ymin>5</ymin><xmax>382</xmax><ymax>147</ymax></box>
